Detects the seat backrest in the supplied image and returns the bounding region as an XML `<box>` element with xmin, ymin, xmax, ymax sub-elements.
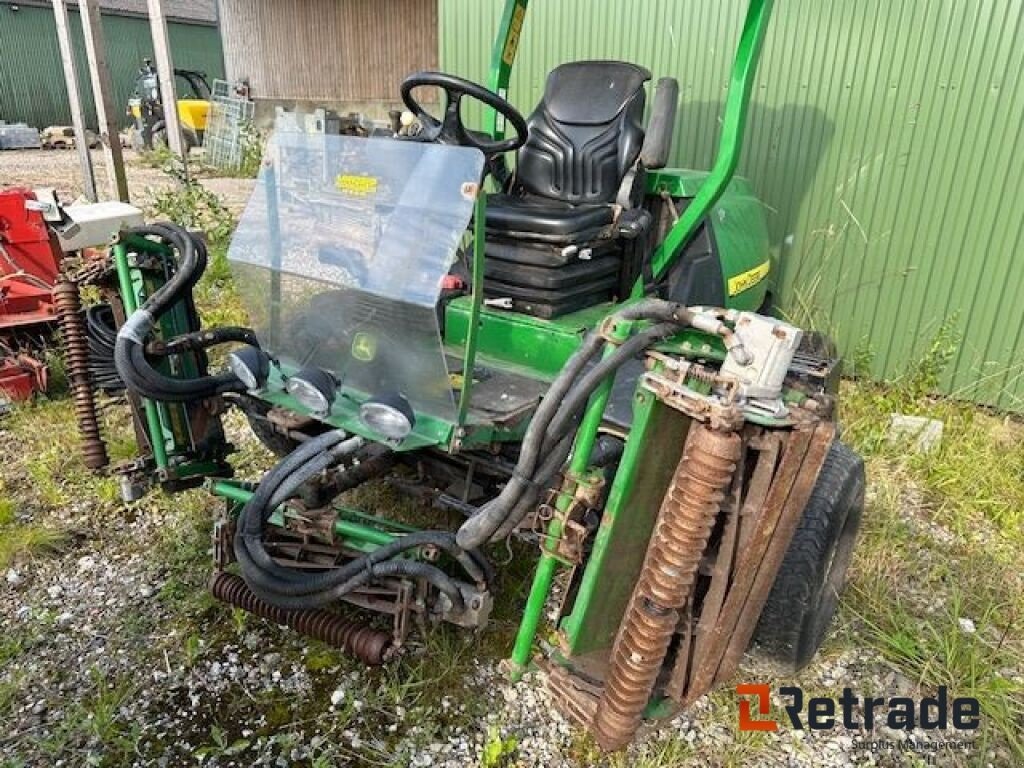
<box><xmin>515</xmin><ymin>61</ymin><xmax>651</xmax><ymax>205</ymax></box>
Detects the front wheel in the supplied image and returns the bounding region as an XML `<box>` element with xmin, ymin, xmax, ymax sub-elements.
<box><xmin>752</xmin><ymin>441</ymin><xmax>865</xmax><ymax>670</ymax></box>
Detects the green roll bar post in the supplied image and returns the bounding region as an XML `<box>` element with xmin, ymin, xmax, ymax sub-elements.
<box><xmin>632</xmin><ymin>0</ymin><xmax>774</xmax><ymax>295</ymax></box>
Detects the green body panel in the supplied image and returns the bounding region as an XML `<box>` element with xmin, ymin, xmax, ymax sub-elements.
<box><xmin>456</xmin><ymin>195</ymin><xmax>488</xmax><ymax>425</ymax></box>
<box><xmin>558</xmin><ymin>395</ymin><xmax>689</xmax><ymax>654</ymax></box>
<box><xmin>114</xmin><ymin>235</ymin><xmax>232</xmax><ymax>481</ymax></box>
<box><xmin>258</xmin><ymin>368</ymin><xmax>454</xmax><ymax>451</ymax></box>
<box><xmin>113</xmin><ymin>242</ymin><xmax>169</xmax><ymax>469</ymax></box>
<box><xmin>485</xmin><ymin>0</ymin><xmax>529</xmax><ymax>140</ymax></box>
<box><xmin>647</xmin><ymin>169</ymin><xmax>773</xmax><ymax>310</ymax></box>
<box><xmin>636</xmin><ymin>0</ymin><xmax>774</xmax><ymax>294</ymax></box>
<box><xmin>508</xmin><ymin>317</ymin><xmax>635</xmax><ymax>676</ymax></box>
<box><xmin>444</xmin><ymin>297</ymin><xmax>609</xmax><ymax>380</ymax></box>
<box><xmin>115</xmin><ymin>238</ymin><xmax>207</xmax><ymax>469</ymax></box>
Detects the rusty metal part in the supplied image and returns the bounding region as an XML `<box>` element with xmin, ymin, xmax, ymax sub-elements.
<box><xmin>592</xmin><ymin>424</ymin><xmax>741</xmax><ymax>750</ymax></box>
<box><xmin>53</xmin><ymin>280</ymin><xmax>109</xmax><ymax>471</ymax></box>
<box><xmin>213</xmin><ymin>518</ymin><xmax>235</xmax><ymax>570</ymax></box>
<box><xmin>543</xmin><ymin>662</ymin><xmax>601</xmax><ymax>727</ymax></box>
<box><xmin>545</xmin><ymin>470</ymin><xmax>604</xmax><ymax>564</ymax></box>
<box><xmin>641</xmin><ymin>361</ymin><xmax>745</xmax><ymax>432</ymax></box>
<box><xmin>682</xmin><ymin>422</ymin><xmax>835</xmax><ymax>702</ymax></box>
<box><xmin>210</xmin><ymin>571</ymin><xmax>395</xmax><ymax>665</ymax></box>
<box><xmin>664</xmin><ymin>427</ymin><xmax>776</xmax><ymax>703</ymax></box>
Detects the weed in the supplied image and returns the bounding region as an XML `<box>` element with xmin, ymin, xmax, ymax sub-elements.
<box><xmin>193</xmin><ymin>724</ymin><xmax>252</xmax><ymax>760</ymax></box>
<box><xmin>480</xmin><ymin>726</ymin><xmax>518</xmax><ymax>767</ymax></box>
<box><xmin>183</xmin><ymin>633</ymin><xmax>203</xmax><ymax>668</ymax></box>
<box><xmin>0</xmin><ymin>496</ymin><xmax>15</xmax><ymax>526</ymax></box>
<box><xmin>149</xmin><ymin>173</ymin><xmax>235</xmax><ymax>248</ymax></box>
<box><xmin>0</xmin><ymin>523</ymin><xmax>71</xmax><ymax>570</ymax></box>
<box><xmin>237</xmin><ymin>121</ymin><xmax>264</xmax><ymax>178</ymax></box>
<box><xmin>137</xmin><ymin>143</ymin><xmax>176</xmax><ymax>170</ymax></box>
<box><xmin>39</xmin><ymin>669</ymin><xmax>141</xmax><ymax>765</ymax></box>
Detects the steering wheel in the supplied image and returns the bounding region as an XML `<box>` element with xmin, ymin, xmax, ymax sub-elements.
<box><xmin>400</xmin><ymin>72</ymin><xmax>528</xmax><ymax>156</ymax></box>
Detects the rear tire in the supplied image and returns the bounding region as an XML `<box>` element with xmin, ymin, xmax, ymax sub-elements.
<box><xmin>752</xmin><ymin>441</ymin><xmax>865</xmax><ymax>670</ymax></box>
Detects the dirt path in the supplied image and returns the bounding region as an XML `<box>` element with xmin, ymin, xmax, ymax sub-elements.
<box><xmin>0</xmin><ymin>148</ymin><xmax>254</xmax><ymax>215</ymax></box>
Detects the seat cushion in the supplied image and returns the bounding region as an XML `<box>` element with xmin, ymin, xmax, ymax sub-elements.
<box><xmin>485</xmin><ymin>194</ymin><xmax>614</xmax><ymax>243</ymax></box>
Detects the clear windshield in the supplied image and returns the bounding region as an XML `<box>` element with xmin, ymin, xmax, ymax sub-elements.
<box><xmin>228</xmin><ymin>132</ymin><xmax>484</xmax><ymax>421</ymax></box>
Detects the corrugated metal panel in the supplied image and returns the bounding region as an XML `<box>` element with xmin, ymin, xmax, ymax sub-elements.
<box><xmin>440</xmin><ymin>0</ymin><xmax>1024</xmax><ymax>410</ymax></box>
<box><xmin>0</xmin><ymin>4</ymin><xmax>224</xmax><ymax>129</ymax></box>
<box><xmin>218</xmin><ymin>0</ymin><xmax>437</xmax><ymax>102</ymax></box>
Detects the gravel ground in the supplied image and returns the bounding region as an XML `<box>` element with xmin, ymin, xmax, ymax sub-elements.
<box><xmin>0</xmin><ymin>147</ymin><xmax>254</xmax><ymax>214</ymax></box>
<box><xmin>0</xmin><ymin>421</ymin><xmax>989</xmax><ymax>768</ymax></box>
<box><xmin>0</xmin><ymin>149</ymin><xmax>1010</xmax><ymax>767</ymax></box>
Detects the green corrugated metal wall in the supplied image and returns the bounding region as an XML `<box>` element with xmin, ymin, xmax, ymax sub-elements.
<box><xmin>0</xmin><ymin>4</ymin><xmax>224</xmax><ymax>131</ymax></box>
<box><xmin>440</xmin><ymin>0</ymin><xmax>1024</xmax><ymax>410</ymax></box>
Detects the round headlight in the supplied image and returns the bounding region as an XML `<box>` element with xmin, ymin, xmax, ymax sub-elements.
<box><xmin>227</xmin><ymin>346</ymin><xmax>270</xmax><ymax>391</ymax></box>
<box><xmin>285</xmin><ymin>367</ymin><xmax>336</xmax><ymax>417</ymax></box>
<box><xmin>359</xmin><ymin>392</ymin><xmax>415</xmax><ymax>441</ymax></box>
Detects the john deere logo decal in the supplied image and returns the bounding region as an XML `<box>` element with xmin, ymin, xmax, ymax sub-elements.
<box><xmin>351</xmin><ymin>332</ymin><xmax>377</xmax><ymax>362</ymax></box>
<box><xmin>727</xmin><ymin>260</ymin><xmax>770</xmax><ymax>297</ymax></box>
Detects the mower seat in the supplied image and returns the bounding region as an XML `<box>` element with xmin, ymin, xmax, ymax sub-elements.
<box><xmin>484</xmin><ymin>61</ymin><xmax>651</xmax><ymax>317</ymax></box>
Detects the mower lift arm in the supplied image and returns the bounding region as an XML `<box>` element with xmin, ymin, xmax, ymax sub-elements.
<box><xmin>632</xmin><ymin>0</ymin><xmax>774</xmax><ymax>296</ymax></box>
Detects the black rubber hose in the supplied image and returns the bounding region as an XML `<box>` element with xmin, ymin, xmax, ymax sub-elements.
<box><xmin>456</xmin><ymin>299</ymin><xmax>696</xmax><ymax>548</ymax></box>
<box><xmin>453</xmin><ymin>332</ymin><xmax>605</xmax><ymax>549</ymax></box>
<box><xmin>114</xmin><ymin>223</ymin><xmax>248</xmax><ymax>402</ymax></box>
<box><xmin>234</xmin><ymin>435</ymin><xmax>488</xmax><ymax>607</ymax></box>
<box><xmin>239</xmin><ymin>527</ymin><xmax>482</xmax><ymax>610</ymax></box>
<box><xmin>315</xmin><ymin>560</ymin><xmax>466</xmax><ymax>614</ymax></box>
<box><xmin>151</xmin><ymin>326</ymin><xmax>259</xmax><ymax>356</ymax></box>
<box><xmin>490</xmin><ymin>432</ymin><xmax>575</xmax><ymax>541</ymax></box>
<box><xmin>541</xmin><ymin>322</ymin><xmax>678</xmax><ymax>446</ymax></box>
<box><xmin>85</xmin><ymin>303</ymin><xmax>124</xmax><ymax>392</ymax></box>
<box><xmin>247</xmin><ymin>559</ymin><xmax>466</xmax><ymax>615</ymax></box>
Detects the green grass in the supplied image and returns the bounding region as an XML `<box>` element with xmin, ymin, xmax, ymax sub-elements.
<box><xmin>834</xmin><ymin>326</ymin><xmax>1024</xmax><ymax>764</ymax></box>
<box><xmin>37</xmin><ymin>669</ymin><xmax>141</xmax><ymax>766</ymax></box>
<box><xmin>0</xmin><ymin>524</ymin><xmax>70</xmax><ymax>571</ymax></box>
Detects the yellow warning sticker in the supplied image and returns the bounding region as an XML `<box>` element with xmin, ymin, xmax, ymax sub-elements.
<box><xmin>727</xmin><ymin>260</ymin><xmax>771</xmax><ymax>297</ymax></box>
<box><xmin>502</xmin><ymin>4</ymin><xmax>526</xmax><ymax>66</ymax></box>
<box><xmin>335</xmin><ymin>174</ymin><xmax>378</xmax><ymax>196</ymax></box>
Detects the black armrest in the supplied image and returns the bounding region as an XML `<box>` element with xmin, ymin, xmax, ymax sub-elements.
<box><xmin>640</xmin><ymin>78</ymin><xmax>679</xmax><ymax>169</ymax></box>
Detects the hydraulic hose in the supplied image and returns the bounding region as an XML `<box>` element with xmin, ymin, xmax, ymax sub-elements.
<box><xmin>487</xmin><ymin>328</ymin><xmax>675</xmax><ymax>544</ymax></box>
<box><xmin>233</xmin><ymin>432</ymin><xmax>489</xmax><ymax>611</ymax></box>
<box><xmin>151</xmin><ymin>326</ymin><xmax>259</xmax><ymax>356</ymax></box>
<box><xmin>456</xmin><ymin>300</ymin><xmax>725</xmax><ymax>550</ymax></box>
<box><xmin>85</xmin><ymin>303</ymin><xmax>124</xmax><ymax>392</ymax></box>
<box><xmin>114</xmin><ymin>222</ymin><xmax>249</xmax><ymax>402</ymax></box>
<box><xmin>490</xmin><ymin>432</ymin><xmax>575</xmax><ymax>542</ymax></box>
<box><xmin>453</xmin><ymin>332</ymin><xmax>606</xmax><ymax>549</ymax></box>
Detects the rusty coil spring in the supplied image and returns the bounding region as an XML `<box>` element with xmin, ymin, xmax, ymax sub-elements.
<box><xmin>53</xmin><ymin>281</ymin><xmax>109</xmax><ymax>471</ymax></box>
<box><xmin>209</xmin><ymin>572</ymin><xmax>395</xmax><ymax>665</ymax></box>
<box><xmin>593</xmin><ymin>424</ymin><xmax>741</xmax><ymax>750</ymax></box>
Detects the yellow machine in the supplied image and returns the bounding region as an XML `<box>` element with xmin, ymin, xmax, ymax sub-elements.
<box><xmin>127</xmin><ymin>60</ymin><xmax>211</xmax><ymax>151</ymax></box>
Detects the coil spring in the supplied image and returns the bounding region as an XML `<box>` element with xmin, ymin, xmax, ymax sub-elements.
<box><xmin>592</xmin><ymin>424</ymin><xmax>740</xmax><ymax>750</ymax></box>
<box><xmin>53</xmin><ymin>281</ymin><xmax>109</xmax><ymax>471</ymax></box>
<box><xmin>209</xmin><ymin>571</ymin><xmax>395</xmax><ymax>665</ymax></box>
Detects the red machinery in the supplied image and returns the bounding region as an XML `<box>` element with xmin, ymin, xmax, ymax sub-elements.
<box><xmin>0</xmin><ymin>188</ymin><xmax>63</xmax><ymax>400</ymax></box>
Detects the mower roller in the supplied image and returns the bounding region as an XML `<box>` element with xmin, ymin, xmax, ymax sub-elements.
<box><xmin>84</xmin><ymin>0</ymin><xmax>866</xmax><ymax>749</ymax></box>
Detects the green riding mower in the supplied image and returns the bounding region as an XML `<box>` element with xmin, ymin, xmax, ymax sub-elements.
<box><xmin>68</xmin><ymin>0</ymin><xmax>864</xmax><ymax>750</ymax></box>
